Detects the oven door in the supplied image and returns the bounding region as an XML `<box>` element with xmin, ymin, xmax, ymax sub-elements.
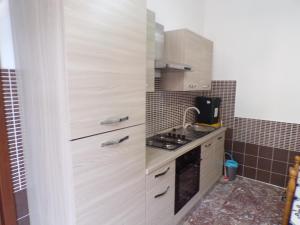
<box><xmin>175</xmin><ymin>147</ymin><xmax>201</xmax><ymax>214</ymax></box>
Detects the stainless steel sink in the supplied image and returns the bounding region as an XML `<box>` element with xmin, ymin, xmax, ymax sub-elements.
<box><xmin>171</xmin><ymin>126</ymin><xmax>215</xmax><ymax>141</ymax></box>
<box><xmin>190</xmin><ymin>124</ymin><xmax>216</xmax><ymax>133</ymax></box>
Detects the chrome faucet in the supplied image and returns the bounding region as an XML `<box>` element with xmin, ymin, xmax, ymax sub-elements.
<box><xmin>182</xmin><ymin>107</ymin><xmax>200</xmax><ymax>129</ymax></box>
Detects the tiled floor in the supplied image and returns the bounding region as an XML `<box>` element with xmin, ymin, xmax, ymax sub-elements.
<box><xmin>182</xmin><ymin>177</ymin><xmax>285</xmax><ymax>225</ymax></box>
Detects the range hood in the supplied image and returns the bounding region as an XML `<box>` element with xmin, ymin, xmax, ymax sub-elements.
<box><xmin>155</xmin><ymin>62</ymin><xmax>192</xmax><ymax>71</ymax></box>
<box><xmin>154</xmin><ymin>23</ymin><xmax>192</xmax><ymax>72</ymax></box>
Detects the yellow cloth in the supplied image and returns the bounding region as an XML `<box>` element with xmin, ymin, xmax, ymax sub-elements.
<box><xmin>194</xmin><ymin>122</ymin><xmax>222</xmax><ymax>128</ymax></box>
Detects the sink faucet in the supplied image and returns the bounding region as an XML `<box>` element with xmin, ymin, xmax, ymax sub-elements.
<box><xmin>182</xmin><ymin>107</ymin><xmax>200</xmax><ymax>129</ymax></box>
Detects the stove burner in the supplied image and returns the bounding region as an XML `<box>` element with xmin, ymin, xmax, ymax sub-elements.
<box><xmin>146</xmin><ymin>132</ymin><xmax>192</xmax><ymax>151</ymax></box>
<box><xmin>164</xmin><ymin>143</ymin><xmax>177</xmax><ymax>150</ymax></box>
<box><xmin>177</xmin><ymin>139</ymin><xmax>185</xmax><ymax>144</ymax></box>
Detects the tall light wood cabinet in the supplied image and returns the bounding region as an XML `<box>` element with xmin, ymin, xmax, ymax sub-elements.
<box><xmin>10</xmin><ymin>1</ymin><xmax>146</xmax><ymax>225</ymax></box>
<box><xmin>161</xmin><ymin>29</ymin><xmax>213</xmax><ymax>91</ymax></box>
<box><xmin>65</xmin><ymin>0</ymin><xmax>146</xmax><ymax>139</ymax></box>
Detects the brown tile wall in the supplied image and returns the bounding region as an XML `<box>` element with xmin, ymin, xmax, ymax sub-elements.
<box><xmin>0</xmin><ymin>69</ymin><xmax>30</xmax><ymax>225</ymax></box>
<box><xmin>146</xmin><ymin>78</ymin><xmax>236</xmax><ymax>136</ymax></box>
<box><xmin>225</xmin><ymin>118</ymin><xmax>300</xmax><ymax>188</ymax></box>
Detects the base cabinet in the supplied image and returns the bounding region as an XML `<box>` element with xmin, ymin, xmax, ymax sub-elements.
<box><xmin>200</xmin><ymin>132</ymin><xmax>225</xmax><ymax>196</ymax></box>
<box><xmin>146</xmin><ymin>162</ymin><xmax>175</xmax><ymax>225</ymax></box>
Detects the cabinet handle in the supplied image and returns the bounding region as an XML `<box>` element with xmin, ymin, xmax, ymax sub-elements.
<box><xmin>188</xmin><ymin>84</ymin><xmax>197</xmax><ymax>89</ymax></box>
<box><xmin>202</xmin><ymin>85</ymin><xmax>209</xmax><ymax>88</ymax></box>
<box><xmin>154</xmin><ymin>167</ymin><xmax>170</xmax><ymax>178</ymax></box>
<box><xmin>217</xmin><ymin>136</ymin><xmax>223</xmax><ymax>140</ymax></box>
<box><xmin>205</xmin><ymin>143</ymin><xmax>212</xmax><ymax>148</ymax></box>
<box><xmin>100</xmin><ymin>116</ymin><xmax>129</xmax><ymax>125</ymax></box>
<box><xmin>101</xmin><ymin>136</ymin><xmax>129</xmax><ymax>147</ymax></box>
<box><xmin>154</xmin><ymin>186</ymin><xmax>170</xmax><ymax>199</ymax></box>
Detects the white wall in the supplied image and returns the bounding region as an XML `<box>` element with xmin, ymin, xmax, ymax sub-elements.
<box><xmin>0</xmin><ymin>0</ymin><xmax>15</xmax><ymax>69</ymax></box>
<box><xmin>203</xmin><ymin>0</ymin><xmax>300</xmax><ymax>123</ymax></box>
<box><xmin>147</xmin><ymin>0</ymin><xmax>205</xmax><ymax>35</ymax></box>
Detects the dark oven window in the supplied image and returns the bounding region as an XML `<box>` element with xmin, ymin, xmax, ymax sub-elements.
<box><xmin>175</xmin><ymin>146</ymin><xmax>201</xmax><ymax>214</ymax></box>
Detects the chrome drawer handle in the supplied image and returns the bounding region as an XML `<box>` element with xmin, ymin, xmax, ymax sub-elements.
<box><xmin>217</xmin><ymin>136</ymin><xmax>223</xmax><ymax>140</ymax></box>
<box><xmin>205</xmin><ymin>143</ymin><xmax>212</xmax><ymax>148</ymax></box>
<box><xmin>155</xmin><ymin>167</ymin><xmax>170</xmax><ymax>178</ymax></box>
<box><xmin>100</xmin><ymin>116</ymin><xmax>129</xmax><ymax>125</ymax></box>
<box><xmin>202</xmin><ymin>85</ymin><xmax>209</xmax><ymax>88</ymax></box>
<box><xmin>101</xmin><ymin>136</ymin><xmax>129</xmax><ymax>147</ymax></box>
<box><xmin>154</xmin><ymin>186</ymin><xmax>170</xmax><ymax>199</ymax></box>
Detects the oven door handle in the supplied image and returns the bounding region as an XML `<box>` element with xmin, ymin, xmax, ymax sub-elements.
<box><xmin>154</xmin><ymin>186</ymin><xmax>170</xmax><ymax>199</ymax></box>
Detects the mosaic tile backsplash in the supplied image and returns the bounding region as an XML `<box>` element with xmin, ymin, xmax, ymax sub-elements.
<box><xmin>146</xmin><ymin>79</ymin><xmax>236</xmax><ymax>136</ymax></box>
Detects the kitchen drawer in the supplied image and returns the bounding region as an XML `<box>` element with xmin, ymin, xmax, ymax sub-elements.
<box><xmin>146</xmin><ymin>162</ymin><xmax>175</xmax><ymax>225</ymax></box>
<box><xmin>146</xmin><ymin>178</ymin><xmax>175</xmax><ymax>225</ymax></box>
<box><xmin>71</xmin><ymin>125</ymin><xmax>146</xmax><ymax>225</ymax></box>
<box><xmin>146</xmin><ymin>161</ymin><xmax>175</xmax><ymax>192</ymax></box>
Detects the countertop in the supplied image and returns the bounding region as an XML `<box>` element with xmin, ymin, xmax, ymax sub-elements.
<box><xmin>146</xmin><ymin>127</ymin><xmax>227</xmax><ymax>175</ymax></box>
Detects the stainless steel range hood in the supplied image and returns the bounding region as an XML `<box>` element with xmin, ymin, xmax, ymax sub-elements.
<box><xmin>155</xmin><ymin>62</ymin><xmax>192</xmax><ymax>71</ymax></box>
<box><xmin>154</xmin><ymin>23</ymin><xmax>192</xmax><ymax>72</ymax></box>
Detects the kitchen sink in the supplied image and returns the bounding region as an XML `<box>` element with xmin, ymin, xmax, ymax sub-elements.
<box><xmin>172</xmin><ymin>126</ymin><xmax>215</xmax><ymax>141</ymax></box>
<box><xmin>190</xmin><ymin>124</ymin><xmax>216</xmax><ymax>133</ymax></box>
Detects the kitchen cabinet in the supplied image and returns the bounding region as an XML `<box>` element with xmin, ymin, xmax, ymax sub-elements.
<box><xmin>66</xmin><ymin>0</ymin><xmax>146</xmax><ymax>139</ymax></box>
<box><xmin>200</xmin><ymin>131</ymin><xmax>225</xmax><ymax>196</ymax></box>
<box><xmin>161</xmin><ymin>29</ymin><xmax>213</xmax><ymax>91</ymax></box>
<box><xmin>146</xmin><ymin>162</ymin><xmax>175</xmax><ymax>225</ymax></box>
<box><xmin>146</xmin><ymin>10</ymin><xmax>155</xmax><ymax>92</ymax></box>
<box><xmin>72</xmin><ymin>125</ymin><xmax>146</xmax><ymax>225</ymax></box>
<box><xmin>10</xmin><ymin>0</ymin><xmax>146</xmax><ymax>225</ymax></box>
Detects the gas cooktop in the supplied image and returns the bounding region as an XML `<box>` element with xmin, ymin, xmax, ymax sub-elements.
<box><xmin>146</xmin><ymin>127</ymin><xmax>210</xmax><ymax>151</ymax></box>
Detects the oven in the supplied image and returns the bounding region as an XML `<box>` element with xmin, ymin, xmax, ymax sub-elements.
<box><xmin>175</xmin><ymin>146</ymin><xmax>201</xmax><ymax>214</ymax></box>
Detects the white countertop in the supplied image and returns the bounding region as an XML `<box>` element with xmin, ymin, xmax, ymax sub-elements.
<box><xmin>146</xmin><ymin>127</ymin><xmax>227</xmax><ymax>174</ymax></box>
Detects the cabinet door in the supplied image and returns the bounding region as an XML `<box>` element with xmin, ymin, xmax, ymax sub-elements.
<box><xmin>71</xmin><ymin>125</ymin><xmax>145</xmax><ymax>225</ymax></box>
<box><xmin>65</xmin><ymin>0</ymin><xmax>146</xmax><ymax>139</ymax></box>
<box><xmin>164</xmin><ymin>30</ymin><xmax>185</xmax><ymax>65</ymax></box>
<box><xmin>200</xmin><ymin>139</ymin><xmax>215</xmax><ymax>195</ymax></box>
<box><xmin>184</xmin><ymin>30</ymin><xmax>213</xmax><ymax>91</ymax></box>
<box><xmin>146</xmin><ymin>10</ymin><xmax>155</xmax><ymax>92</ymax></box>
<box><xmin>215</xmin><ymin>132</ymin><xmax>225</xmax><ymax>177</ymax></box>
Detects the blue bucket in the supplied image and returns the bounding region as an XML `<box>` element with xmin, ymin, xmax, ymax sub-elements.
<box><xmin>225</xmin><ymin>158</ymin><xmax>239</xmax><ymax>181</ymax></box>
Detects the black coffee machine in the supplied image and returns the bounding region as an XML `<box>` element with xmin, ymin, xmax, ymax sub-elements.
<box><xmin>195</xmin><ymin>97</ymin><xmax>221</xmax><ymax>124</ymax></box>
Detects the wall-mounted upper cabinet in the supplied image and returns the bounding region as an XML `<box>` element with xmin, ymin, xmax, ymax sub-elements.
<box><xmin>146</xmin><ymin>10</ymin><xmax>155</xmax><ymax>92</ymax></box>
<box><xmin>160</xmin><ymin>29</ymin><xmax>213</xmax><ymax>91</ymax></box>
